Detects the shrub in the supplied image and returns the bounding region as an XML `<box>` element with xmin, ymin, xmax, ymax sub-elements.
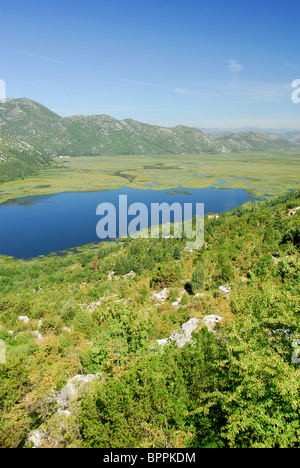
<box><xmin>61</xmin><ymin>300</ymin><xmax>80</xmax><ymax>324</ymax></box>
<box><xmin>191</xmin><ymin>265</ymin><xmax>205</xmax><ymax>293</ymax></box>
<box><xmin>255</xmin><ymin>255</ymin><xmax>273</xmax><ymax>278</ymax></box>
<box><xmin>151</xmin><ymin>263</ymin><xmax>183</xmax><ymax>288</ymax></box>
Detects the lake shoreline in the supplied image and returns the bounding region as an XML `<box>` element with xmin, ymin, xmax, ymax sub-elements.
<box><xmin>0</xmin><ymin>152</ymin><xmax>299</xmax><ymax>204</ymax></box>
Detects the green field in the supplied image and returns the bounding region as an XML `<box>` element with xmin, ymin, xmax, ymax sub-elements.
<box><xmin>0</xmin><ymin>152</ymin><xmax>300</xmax><ymax>203</ymax></box>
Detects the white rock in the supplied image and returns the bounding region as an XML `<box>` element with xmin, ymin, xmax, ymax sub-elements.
<box><xmin>219</xmin><ymin>284</ymin><xmax>231</xmax><ymax>300</ymax></box>
<box><xmin>55</xmin><ymin>374</ymin><xmax>98</xmax><ymax>410</ymax></box>
<box><xmin>31</xmin><ymin>331</ymin><xmax>43</xmax><ymax>339</ymax></box>
<box><xmin>27</xmin><ymin>429</ymin><xmax>49</xmax><ymax>449</ymax></box>
<box><xmin>18</xmin><ymin>316</ymin><xmax>30</xmax><ymax>324</ymax></box>
<box><xmin>156</xmin><ymin>317</ymin><xmax>199</xmax><ymax>349</ymax></box>
<box><xmin>201</xmin><ymin>315</ymin><xmax>223</xmax><ymax>332</ymax></box>
<box><xmin>151</xmin><ymin>288</ymin><xmax>169</xmax><ymax>303</ymax></box>
<box><xmin>156</xmin><ymin>315</ymin><xmax>224</xmax><ymax>350</ymax></box>
<box><xmin>169</xmin><ymin>318</ymin><xmax>200</xmax><ymax>348</ymax></box>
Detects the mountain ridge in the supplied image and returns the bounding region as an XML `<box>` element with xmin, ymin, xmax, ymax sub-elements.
<box><xmin>0</xmin><ymin>98</ymin><xmax>299</xmax><ymax>157</ymax></box>
<box><xmin>200</xmin><ymin>126</ymin><xmax>300</xmax><ymax>143</ymax></box>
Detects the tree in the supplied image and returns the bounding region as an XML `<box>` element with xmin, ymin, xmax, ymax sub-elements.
<box><xmin>191</xmin><ymin>265</ymin><xmax>205</xmax><ymax>293</ymax></box>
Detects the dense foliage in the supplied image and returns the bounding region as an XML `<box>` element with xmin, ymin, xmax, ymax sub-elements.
<box><xmin>0</xmin><ymin>190</ymin><xmax>299</xmax><ymax>448</ymax></box>
<box><xmin>0</xmin><ymin>132</ymin><xmax>52</xmax><ymax>183</ymax></box>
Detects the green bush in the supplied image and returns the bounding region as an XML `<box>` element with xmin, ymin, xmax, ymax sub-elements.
<box><xmin>61</xmin><ymin>300</ymin><xmax>80</xmax><ymax>324</ymax></box>
<box><xmin>191</xmin><ymin>265</ymin><xmax>205</xmax><ymax>293</ymax></box>
<box><xmin>151</xmin><ymin>263</ymin><xmax>183</xmax><ymax>288</ymax></box>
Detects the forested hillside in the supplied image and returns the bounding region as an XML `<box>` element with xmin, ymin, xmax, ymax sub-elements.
<box><xmin>0</xmin><ymin>190</ymin><xmax>299</xmax><ymax>448</ymax></box>
<box><xmin>0</xmin><ymin>133</ymin><xmax>52</xmax><ymax>183</ymax></box>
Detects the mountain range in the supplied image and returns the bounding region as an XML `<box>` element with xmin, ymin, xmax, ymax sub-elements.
<box><xmin>0</xmin><ymin>98</ymin><xmax>299</xmax><ymax>157</ymax></box>
<box><xmin>201</xmin><ymin>127</ymin><xmax>300</xmax><ymax>143</ymax></box>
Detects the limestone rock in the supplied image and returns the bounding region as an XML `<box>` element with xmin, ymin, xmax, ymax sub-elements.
<box><xmin>156</xmin><ymin>314</ymin><xmax>224</xmax><ymax>349</ymax></box>
<box><xmin>26</xmin><ymin>373</ymin><xmax>101</xmax><ymax>448</ymax></box>
<box><xmin>55</xmin><ymin>374</ymin><xmax>98</xmax><ymax>410</ymax></box>
<box><xmin>27</xmin><ymin>429</ymin><xmax>50</xmax><ymax>448</ymax></box>
<box><xmin>169</xmin><ymin>317</ymin><xmax>200</xmax><ymax>348</ymax></box>
<box><xmin>219</xmin><ymin>284</ymin><xmax>232</xmax><ymax>300</ymax></box>
<box><xmin>151</xmin><ymin>288</ymin><xmax>169</xmax><ymax>303</ymax></box>
<box><xmin>201</xmin><ymin>314</ymin><xmax>223</xmax><ymax>332</ymax></box>
<box><xmin>18</xmin><ymin>316</ymin><xmax>30</xmax><ymax>324</ymax></box>
<box><xmin>156</xmin><ymin>317</ymin><xmax>199</xmax><ymax>349</ymax></box>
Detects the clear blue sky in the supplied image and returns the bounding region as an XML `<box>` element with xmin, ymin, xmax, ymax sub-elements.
<box><xmin>1</xmin><ymin>0</ymin><xmax>300</xmax><ymax>128</ymax></box>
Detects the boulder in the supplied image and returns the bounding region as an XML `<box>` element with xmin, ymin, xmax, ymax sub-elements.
<box><xmin>55</xmin><ymin>374</ymin><xmax>98</xmax><ymax>410</ymax></box>
<box><xmin>156</xmin><ymin>317</ymin><xmax>199</xmax><ymax>349</ymax></box>
<box><xmin>156</xmin><ymin>314</ymin><xmax>224</xmax><ymax>349</ymax></box>
<box><xmin>169</xmin><ymin>317</ymin><xmax>200</xmax><ymax>348</ymax></box>
<box><xmin>18</xmin><ymin>316</ymin><xmax>30</xmax><ymax>324</ymax></box>
<box><xmin>201</xmin><ymin>314</ymin><xmax>223</xmax><ymax>332</ymax></box>
<box><xmin>27</xmin><ymin>429</ymin><xmax>50</xmax><ymax>449</ymax></box>
<box><xmin>219</xmin><ymin>284</ymin><xmax>231</xmax><ymax>300</ymax></box>
<box><xmin>151</xmin><ymin>288</ymin><xmax>169</xmax><ymax>303</ymax></box>
<box><xmin>26</xmin><ymin>373</ymin><xmax>100</xmax><ymax>448</ymax></box>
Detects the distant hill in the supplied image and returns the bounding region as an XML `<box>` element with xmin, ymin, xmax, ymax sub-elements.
<box><xmin>0</xmin><ymin>98</ymin><xmax>299</xmax><ymax>157</ymax></box>
<box><xmin>0</xmin><ymin>132</ymin><xmax>51</xmax><ymax>183</ymax></box>
<box><xmin>273</xmin><ymin>130</ymin><xmax>300</xmax><ymax>144</ymax></box>
<box><xmin>215</xmin><ymin>130</ymin><xmax>299</xmax><ymax>152</ymax></box>
<box><xmin>201</xmin><ymin>126</ymin><xmax>300</xmax><ymax>144</ymax></box>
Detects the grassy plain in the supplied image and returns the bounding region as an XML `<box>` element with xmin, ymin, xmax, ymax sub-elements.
<box><xmin>0</xmin><ymin>151</ymin><xmax>299</xmax><ymax>203</ymax></box>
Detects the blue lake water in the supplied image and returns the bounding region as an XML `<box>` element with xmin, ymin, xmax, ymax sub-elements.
<box><xmin>0</xmin><ymin>184</ymin><xmax>257</xmax><ymax>259</ymax></box>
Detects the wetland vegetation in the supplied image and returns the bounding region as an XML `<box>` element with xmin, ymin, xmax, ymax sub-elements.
<box><xmin>0</xmin><ymin>151</ymin><xmax>300</xmax><ymax>204</ymax></box>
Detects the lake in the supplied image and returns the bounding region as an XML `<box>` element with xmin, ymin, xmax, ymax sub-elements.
<box><xmin>0</xmin><ymin>184</ymin><xmax>257</xmax><ymax>259</ymax></box>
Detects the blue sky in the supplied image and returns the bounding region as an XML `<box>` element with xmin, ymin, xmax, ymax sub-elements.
<box><xmin>1</xmin><ymin>0</ymin><xmax>300</xmax><ymax>128</ymax></box>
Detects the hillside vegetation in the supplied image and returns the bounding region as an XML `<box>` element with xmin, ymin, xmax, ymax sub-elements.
<box><xmin>0</xmin><ymin>190</ymin><xmax>299</xmax><ymax>448</ymax></box>
<box><xmin>0</xmin><ymin>98</ymin><xmax>298</xmax><ymax>157</ymax></box>
<box><xmin>0</xmin><ymin>133</ymin><xmax>52</xmax><ymax>183</ymax></box>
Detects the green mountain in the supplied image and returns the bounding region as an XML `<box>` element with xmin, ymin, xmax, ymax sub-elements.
<box><xmin>0</xmin><ymin>98</ymin><xmax>298</xmax><ymax>157</ymax></box>
<box><xmin>216</xmin><ymin>130</ymin><xmax>300</xmax><ymax>152</ymax></box>
<box><xmin>0</xmin><ymin>132</ymin><xmax>51</xmax><ymax>183</ymax></box>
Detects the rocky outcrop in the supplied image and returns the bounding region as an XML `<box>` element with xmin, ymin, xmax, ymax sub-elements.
<box><xmin>156</xmin><ymin>315</ymin><xmax>223</xmax><ymax>349</ymax></box>
<box><xmin>219</xmin><ymin>284</ymin><xmax>232</xmax><ymax>300</ymax></box>
<box><xmin>26</xmin><ymin>314</ymin><xmax>224</xmax><ymax>447</ymax></box>
<box><xmin>157</xmin><ymin>318</ymin><xmax>200</xmax><ymax>349</ymax></box>
<box><xmin>201</xmin><ymin>315</ymin><xmax>223</xmax><ymax>332</ymax></box>
<box><xmin>151</xmin><ymin>288</ymin><xmax>169</xmax><ymax>303</ymax></box>
<box><xmin>55</xmin><ymin>374</ymin><xmax>98</xmax><ymax>410</ymax></box>
<box><xmin>26</xmin><ymin>374</ymin><xmax>100</xmax><ymax>448</ymax></box>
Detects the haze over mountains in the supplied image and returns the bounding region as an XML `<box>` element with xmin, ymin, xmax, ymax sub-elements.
<box><xmin>0</xmin><ymin>98</ymin><xmax>299</xmax><ymax>158</ymax></box>
<box><xmin>201</xmin><ymin>127</ymin><xmax>300</xmax><ymax>144</ymax></box>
